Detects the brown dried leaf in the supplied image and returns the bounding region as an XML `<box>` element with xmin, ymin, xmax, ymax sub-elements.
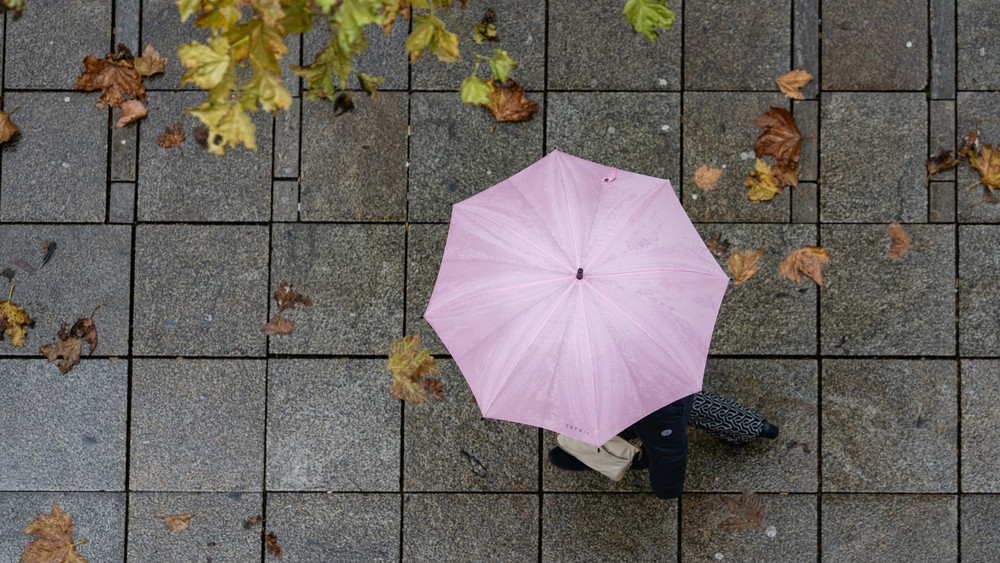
<box><xmin>114</xmin><ymin>100</ymin><xmax>147</xmax><ymax>129</ymax></box>
<box><xmin>21</xmin><ymin>502</ymin><xmax>88</xmax><ymax>563</ymax></box>
<box><xmin>132</xmin><ymin>44</ymin><xmax>167</xmax><ymax>77</ymax></box>
<box><xmin>726</xmin><ymin>247</ymin><xmax>766</xmax><ymax>285</ymax></box>
<box><xmin>384</xmin><ymin>334</ymin><xmax>443</xmax><ymax>403</ymax></box>
<box><xmin>752</xmin><ymin>107</ymin><xmax>802</xmax><ymax>167</ymax></box>
<box><xmin>968</xmin><ymin>143</ymin><xmax>1000</xmax><ymax>192</ymax></box>
<box><xmin>484</xmin><ymin>79</ymin><xmax>539</xmax><ymax>122</ymax></box>
<box><xmin>888</xmin><ymin>222</ymin><xmax>911</xmax><ymax>261</ymax></box>
<box><xmin>40</xmin><ymin>325</ymin><xmax>83</xmax><ymax>374</ymax></box>
<box><xmin>422</xmin><ymin>377</ymin><xmax>447</xmax><ymax>402</ymax></box>
<box><xmin>158</xmin><ymin>123</ymin><xmax>185</xmax><ymax>157</ymax></box>
<box><xmin>694</xmin><ymin>164</ymin><xmax>723</xmax><ymax>192</ymax></box>
<box><xmin>957</xmin><ymin>131</ymin><xmax>981</xmax><ymax>158</ymax></box>
<box><xmin>926</xmin><ymin>149</ymin><xmax>958</xmax><ymax>181</ymax></box>
<box><xmin>156</xmin><ymin>513</ymin><xmax>194</xmax><ymax>531</ymax></box>
<box><xmin>705</xmin><ymin>233</ymin><xmax>731</xmax><ymax>259</ymax></box>
<box><xmin>775</xmin><ymin>69</ymin><xmax>813</xmax><ymax>100</ymax></box>
<box><xmin>260</xmin><ymin>314</ymin><xmax>293</xmax><ymax>335</ymax></box>
<box><xmin>265</xmin><ymin>531</ymin><xmax>283</xmax><ymax>558</ymax></box>
<box><xmin>779</xmin><ymin>245</ymin><xmax>830</xmax><ymax>286</ymax></box>
<box><xmin>0</xmin><ymin>109</ymin><xmax>18</xmax><ymax>144</ymax></box>
<box><xmin>719</xmin><ymin>492</ymin><xmax>765</xmax><ymax>533</ymax></box>
<box><xmin>274</xmin><ymin>281</ymin><xmax>313</xmax><ymax>312</ymax></box>
<box><xmin>73</xmin><ymin>53</ymin><xmax>145</xmax><ymax>109</ymax></box>
<box><xmin>772</xmin><ymin>162</ymin><xmax>800</xmax><ymax>190</ymax></box>
<box><xmin>243</xmin><ymin>515</ymin><xmax>266</xmax><ymax>529</ymax></box>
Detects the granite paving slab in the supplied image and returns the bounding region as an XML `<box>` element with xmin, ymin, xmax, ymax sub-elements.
<box><xmin>411</xmin><ymin>0</ymin><xmax>546</xmax><ymax>91</ymax></box>
<box><xmin>268</xmin><ymin>223</ymin><xmax>404</xmax><ymax>355</ymax></box>
<box><xmin>408</xmin><ymin>92</ymin><xmax>544</xmax><ymax>222</ymax></box>
<box><xmin>274</xmin><ymin>97</ymin><xmax>300</xmax><ymax>179</ymax></box>
<box><xmin>957</xmin><ymin>0</ymin><xmax>1000</xmax><ymax>90</ymax></box>
<box><xmin>109</xmin><ymin>182</ymin><xmax>136</xmax><ymax>223</ymax></box>
<box><xmin>542</xmin><ymin>494</ymin><xmax>677</xmax><ymax>562</ymax></box>
<box><xmin>299</xmin><ymin>92</ymin><xmax>407</xmax><ymax>221</ymax></box>
<box><xmin>791</xmin><ymin>182</ymin><xmax>818</xmax><ymax>223</ymax></box>
<box><xmin>793</xmin><ymin>0</ymin><xmax>820</xmax><ymax>99</ymax></box>
<box><xmin>404</xmin><ymin>360</ymin><xmax>537</xmax><ymax>492</ymax></box>
<box><xmin>135</xmin><ymin>91</ymin><xmax>273</xmax><ymax>222</ymax></box>
<box><xmin>821</xmin><ymin>494</ymin><xmax>957</xmax><ymax>562</ymax></box>
<box><xmin>129</xmin><ymin>359</ymin><xmax>266</xmax><ymax>491</ymax></box>
<box><xmin>405</xmin><ymin>223</ymin><xmax>448</xmax><ymax>355</ymax></box>
<box><xmin>956</xmin><ymin>92</ymin><xmax>1000</xmax><ymax>222</ymax></box>
<box><xmin>793</xmin><ymin>100</ymin><xmax>818</xmax><ymax>182</ymax></box>
<box><xmin>115</xmin><ymin>0</ymin><xmax>141</xmax><ymax>54</ymax></box>
<box><xmin>821</xmin><ymin>0</ymin><xmax>927</xmax><ymax>90</ymax></box>
<box><xmin>0</xmin><ymin>360</ymin><xmax>126</xmax><ymax>491</ymax></box>
<box><xmin>112</xmin><ymin>118</ymin><xmax>137</xmax><ymax>182</ymax></box>
<box><xmin>126</xmin><ymin>492</ymin><xmax>262</xmax><ymax>563</ymax></box>
<box><xmin>4</xmin><ymin>0</ymin><xmax>111</xmax><ymax>89</ymax></box>
<box><xmin>402</xmin><ymin>493</ymin><xmax>537</xmax><ymax>562</ymax></box>
<box><xmin>266</xmin><ymin>359</ymin><xmax>400</xmax><ymax>492</ymax></box>
<box><xmin>681</xmin><ymin>92</ymin><xmax>790</xmax><ymax>222</ymax></box>
<box><xmin>684</xmin><ymin>0</ymin><xmax>789</xmax><ymax>91</ymax></box>
<box><xmin>929</xmin><ymin>100</ymin><xmax>956</xmax><ymax>182</ymax></box>
<box><xmin>545</xmin><ymin>92</ymin><xmax>680</xmax><ymax>181</ymax></box>
<box><xmin>930</xmin><ymin>0</ymin><xmax>956</xmax><ymax>99</ymax></box>
<box><xmin>547</xmin><ymin>0</ymin><xmax>681</xmax><ymax>91</ymax></box>
<box><xmin>266</xmin><ymin>493</ymin><xmax>400</xmax><ymax>562</ymax></box>
<box><xmin>820</xmin><ymin>224</ymin><xmax>955</xmax><ymax>355</ymax></box>
<box><xmin>0</xmin><ymin>492</ymin><xmax>126</xmax><ymax>563</ymax></box>
<box><xmin>272</xmin><ymin>179</ymin><xmax>298</xmax><ymax>222</ymax></box>
<box><xmin>929</xmin><ymin>182</ymin><xmax>956</xmax><ymax>222</ymax></box>
<box><xmin>821</xmin><ymin>360</ymin><xmax>957</xmax><ymax>493</ymax></box>
<box><xmin>680</xmin><ymin>493</ymin><xmax>816</xmax><ymax>562</ymax></box>
<box><xmin>0</xmin><ymin>92</ymin><xmax>108</xmax><ymax>222</ymax></box>
<box><xmin>301</xmin><ymin>17</ymin><xmax>408</xmax><ymax>92</ymax></box>
<box><xmin>819</xmin><ymin>93</ymin><xmax>927</xmax><ymax>222</ymax></box>
<box><xmin>140</xmin><ymin>0</ymin><xmax>209</xmax><ymax>91</ymax></box>
<box><xmin>959</xmin><ymin>226</ymin><xmax>1000</xmax><ymax>355</ymax></box>
<box><xmin>694</xmin><ymin>224</ymin><xmax>818</xmax><ymax>355</ymax></box>
<box><xmin>0</xmin><ymin>224</ymin><xmax>131</xmax><ymax>356</ymax></box>
<box><xmin>132</xmin><ymin>225</ymin><xmax>269</xmax><ymax>356</ymax></box>
<box><xmin>960</xmin><ymin>494</ymin><xmax>1000</xmax><ymax>561</ymax></box>
<box><xmin>960</xmin><ymin>360</ymin><xmax>1000</xmax><ymax>492</ymax></box>
<box><xmin>686</xmin><ymin>359</ymin><xmax>817</xmax><ymax>493</ymax></box>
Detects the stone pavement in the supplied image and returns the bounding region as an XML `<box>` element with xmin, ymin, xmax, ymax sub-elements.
<box><xmin>0</xmin><ymin>0</ymin><xmax>997</xmax><ymax>561</ymax></box>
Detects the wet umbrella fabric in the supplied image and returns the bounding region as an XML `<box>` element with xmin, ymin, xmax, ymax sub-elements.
<box><xmin>423</xmin><ymin>150</ymin><xmax>730</xmax><ymax>448</ymax></box>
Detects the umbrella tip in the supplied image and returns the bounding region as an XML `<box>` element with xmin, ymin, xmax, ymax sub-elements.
<box><xmin>576</xmin><ymin>268</ymin><xmax>583</xmax><ymax>280</ymax></box>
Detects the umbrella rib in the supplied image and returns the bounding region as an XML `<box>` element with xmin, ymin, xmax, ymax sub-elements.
<box><xmin>577</xmin><ymin>283</ymin><xmax>600</xmax><ymax>442</ymax></box>
<box><xmin>587</xmin><ymin>269</ymin><xmax>730</xmax><ymax>279</ymax></box>
<box><xmin>424</xmin><ymin>275</ymin><xmax>569</xmax><ymax>315</ymax></box>
<box><xmin>582</xmin><ymin>280</ymin><xmax>699</xmax><ymax>386</ymax></box>
<box><xmin>455</xmin><ymin>206</ymin><xmax>573</xmax><ymax>272</ymax></box>
<box><xmin>556</xmin><ymin>151</ymin><xmax>581</xmax><ymax>266</ymax></box>
<box><xmin>583</xmin><ymin>181</ymin><xmax>666</xmax><ymax>272</ymax></box>
<box><xmin>481</xmin><ymin>283</ymin><xmax>576</xmax><ymax>417</ymax></box>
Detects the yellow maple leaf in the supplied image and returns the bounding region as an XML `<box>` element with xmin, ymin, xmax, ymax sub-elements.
<box><xmin>745</xmin><ymin>159</ymin><xmax>783</xmax><ymax>203</ymax></box>
<box><xmin>186</xmin><ymin>99</ymin><xmax>257</xmax><ymax>155</ymax></box>
<box><xmin>694</xmin><ymin>164</ymin><xmax>723</xmax><ymax>192</ymax></box>
<box><xmin>382</xmin><ymin>335</ymin><xmax>444</xmax><ymax>403</ymax></box>
<box><xmin>775</xmin><ymin>69</ymin><xmax>813</xmax><ymax>100</ymax></box>
<box><xmin>968</xmin><ymin>143</ymin><xmax>1000</xmax><ymax>192</ymax></box>
<box><xmin>0</xmin><ymin>285</ymin><xmax>32</xmax><ymax>347</ymax></box>
<box><xmin>178</xmin><ymin>36</ymin><xmax>232</xmax><ymax>90</ymax></box>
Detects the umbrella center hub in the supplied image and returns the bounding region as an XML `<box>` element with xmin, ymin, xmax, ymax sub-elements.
<box><xmin>576</xmin><ymin>268</ymin><xmax>583</xmax><ymax>280</ymax></box>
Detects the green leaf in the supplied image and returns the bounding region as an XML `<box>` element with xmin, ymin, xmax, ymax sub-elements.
<box><xmin>488</xmin><ymin>48</ymin><xmax>516</xmax><ymax>83</ymax></box>
<box><xmin>175</xmin><ymin>0</ymin><xmax>200</xmax><ymax>22</ymax></box>
<box><xmin>406</xmin><ymin>14</ymin><xmax>459</xmax><ymax>63</ymax></box>
<box><xmin>460</xmin><ymin>75</ymin><xmax>491</xmax><ymax>106</ymax></box>
<box><xmin>335</xmin><ymin>0</ymin><xmax>382</xmax><ymax>53</ymax></box>
<box><xmin>410</xmin><ymin>0</ymin><xmax>431</xmax><ymax>8</ymax></box>
<box><xmin>278</xmin><ymin>1</ymin><xmax>314</xmax><ymax>34</ymax></box>
<box><xmin>357</xmin><ymin>72</ymin><xmax>386</xmax><ymax>97</ymax></box>
<box><xmin>292</xmin><ymin>35</ymin><xmax>352</xmax><ymax>101</ymax></box>
<box><xmin>178</xmin><ymin>37</ymin><xmax>233</xmax><ymax>89</ymax></box>
<box><xmin>193</xmin><ymin>0</ymin><xmax>241</xmax><ymax>29</ymax></box>
<box><xmin>186</xmin><ymin>99</ymin><xmax>257</xmax><ymax>155</ymax></box>
<box><xmin>313</xmin><ymin>0</ymin><xmax>337</xmax><ymax>13</ymax></box>
<box><xmin>623</xmin><ymin>0</ymin><xmax>675</xmax><ymax>41</ymax></box>
<box><xmin>472</xmin><ymin>22</ymin><xmax>497</xmax><ymax>44</ymax></box>
<box><xmin>243</xmin><ymin>71</ymin><xmax>293</xmax><ymax>113</ymax></box>
<box><xmin>227</xmin><ymin>19</ymin><xmax>289</xmax><ymax>73</ymax></box>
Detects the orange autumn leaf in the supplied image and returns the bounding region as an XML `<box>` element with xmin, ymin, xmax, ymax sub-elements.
<box><xmin>775</xmin><ymin>69</ymin><xmax>813</xmax><ymax>100</ymax></box>
<box><xmin>484</xmin><ymin>79</ymin><xmax>539</xmax><ymax>122</ymax></box>
<box><xmin>726</xmin><ymin>247</ymin><xmax>766</xmax><ymax>285</ymax></box>
<box><xmin>719</xmin><ymin>492</ymin><xmax>765</xmax><ymax>533</ymax></box>
<box><xmin>888</xmin><ymin>223</ymin><xmax>911</xmax><ymax>260</ymax></box>
<box><xmin>694</xmin><ymin>164</ymin><xmax>723</xmax><ymax>192</ymax></box>
<box><xmin>779</xmin><ymin>245</ymin><xmax>830</xmax><ymax>285</ymax></box>
<box><xmin>261</xmin><ymin>314</ymin><xmax>293</xmax><ymax>335</ymax></box>
<box><xmin>968</xmin><ymin>143</ymin><xmax>1000</xmax><ymax>192</ymax></box>
<box><xmin>0</xmin><ymin>109</ymin><xmax>19</xmax><ymax>144</ymax></box>
<box><xmin>158</xmin><ymin>123</ymin><xmax>185</xmax><ymax>157</ymax></box>
<box><xmin>156</xmin><ymin>513</ymin><xmax>195</xmax><ymax>531</ymax></box>
<box><xmin>21</xmin><ymin>503</ymin><xmax>88</xmax><ymax>563</ymax></box>
<box><xmin>926</xmin><ymin>149</ymin><xmax>958</xmax><ymax>179</ymax></box>
<box><xmin>114</xmin><ymin>99</ymin><xmax>147</xmax><ymax>129</ymax></box>
<box><xmin>752</xmin><ymin>107</ymin><xmax>802</xmax><ymax>167</ymax></box>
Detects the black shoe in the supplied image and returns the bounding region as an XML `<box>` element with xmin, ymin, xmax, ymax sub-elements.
<box><xmin>759</xmin><ymin>421</ymin><xmax>779</xmax><ymax>439</ymax></box>
<box><xmin>548</xmin><ymin>447</ymin><xmax>590</xmax><ymax>471</ymax></box>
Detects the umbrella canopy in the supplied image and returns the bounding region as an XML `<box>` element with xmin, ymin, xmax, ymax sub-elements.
<box><xmin>424</xmin><ymin>150</ymin><xmax>729</xmax><ymax>447</ymax></box>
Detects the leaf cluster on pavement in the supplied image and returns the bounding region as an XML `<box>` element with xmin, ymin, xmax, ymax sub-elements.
<box><xmin>261</xmin><ymin>281</ymin><xmax>313</xmax><ymax>336</ymax></box>
<box><xmin>74</xmin><ymin>44</ymin><xmax>166</xmax><ymax>128</ymax></box>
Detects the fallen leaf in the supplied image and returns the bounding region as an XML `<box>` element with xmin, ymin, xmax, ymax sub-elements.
<box><xmin>422</xmin><ymin>377</ymin><xmax>447</xmax><ymax>403</ymax></box>
<box><xmin>40</xmin><ymin>239</ymin><xmax>57</xmax><ymax>269</ymax></box>
<box><xmin>970</xmin><ymin>187</ymin><xmax>999</xmax><ymax>208</ymax></box>
<box><xmin>719</xmin><ymin>492</ymin><xmax>765</xmax><ymax>533</ymax></box>
<box><xmin>705</xmin><ymin>233</ymin><xmax>730</xmax><ymax>259</ymax></box>
<box><xmin>132</xmin><ymin>44</ymin><xmax>168</xmax><ymax>77</ymax></box>
<box><xmin>0</xmin><ymin>108</ymin><xmax>18</xmax><ymax>144</ymax></box>
<box><xmin>382</xmin><ymin>334</ymin><xmax>444</xmax><ymax>403</ymax></box>
<box><xmin>752</xmin><ymin>107</ymin><xmax>802</xmax><ymax>167</ymax></box>
<box><xmin>114</xmin><ymin>100</ymin><xmax>147</xmax><ymax>129</ymax></box>
<box><xmin>21</xmin><ymin>502</ymin><xmax>88</xmax><ymax>563</ymax></box>
<box><xmin>968</xmin><ymin>144</ymin><xmax>1000</xmax><ymax>192</ymax></box>
<box><xmin>243</xmin><ymin>515</ymin><xmax>266</xmax><ymax>529</ymax></box>
<box><xmin>926</xmin><ymin>149</ymin><xmax>958</xmax><ymax>184</ymax></box>
<box><xmin>745</xmin><ymin>159</ymin><xmax>783</xmax><ymax>203</ymax></box>
<box><xmin>484</xmin><ymin>79</ymin><xmax>539</xmax><ymax>122</ymax></box>
<box><xmin>727</xmin><ymin>247</ymin><xmax>766</xmax><ymax>285</ymax></box>
<box><xmin>779</xmin><ymin>245</ymin><xmax>830</xmax><ymax>285</ymax></box>
<box><xmin>694</xmin><ymin>164</ymin><xmax>723</xmax><ymax>192</ymax></box>
<box><xmin>40</xmin><ymin>326</ymin><xmax>83</xmax><ymax>374</ymax></box>
<box><xmin>156</xmin><ymin>513</ymin><xmax>194</xmax><ymax>531</ymax></box>
<box><xmin>0</xmin><ymin>284</ymin><xmax>32</xmax><ymax>347</ymax></box>
<box><xmin>1</xmin><ymin>0</ymin><xmax>25</xmax><ymax>18</ymax></box>
<box><xmin>73</xmin><ymin>49</ymin><xmax>145</xmax><ymax>109</ymax></box>
<box><xmin>957</xmin><ymin>131</ymin><xmax>980</xmax><ymax>158</ymax></box>
<box><xmin>771</xmin><ymin>162</ymin><xmax>801</xmax><ymax>190</ymax></box>
<box><xmin>158</xmin><ymin>123</ymin><xmax>185</xmax><ymax>157</ymax></box>
<box><xmin>260</xmin><ymin>314</ymin><xmax>293</xmax><ymax>335</ymax></box>
<box><xmin>775</xmin><ymin>69</ymin><xmax>813</xmax><ymax>100</ymax></box>
<box><xmin>888</xmin><ymin>223</ymin><xmax>911</xmax><ymax>260</ymax></box>
<box><xmin>265</xmin><ymin>531</ymin><xmax>283</xmax><ymax>558</ymax></box>
<box><xmin>273</xmin><ymin>281</ymin><xmax>313</xmax><ymax>313</ymax></box>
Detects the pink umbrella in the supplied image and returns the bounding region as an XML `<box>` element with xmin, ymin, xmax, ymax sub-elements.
<box><xmin>424</xmin><ymin>150</ymin><xmax>729</xmax><ymax>448</ymax></box>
